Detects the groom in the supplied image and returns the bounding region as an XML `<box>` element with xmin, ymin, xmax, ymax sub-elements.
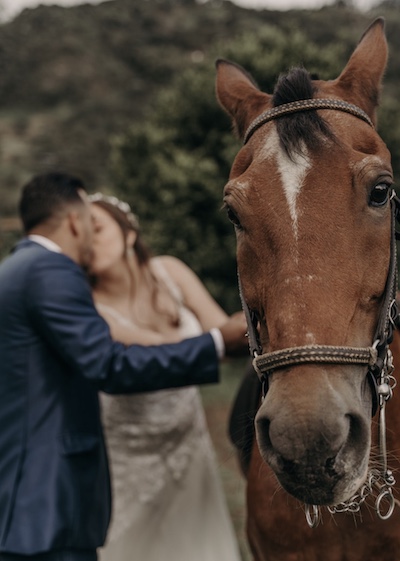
<box><xmin>0</xmin><ymin>173</ymin><xmax>247</xmax><ymax>561</ymax></box>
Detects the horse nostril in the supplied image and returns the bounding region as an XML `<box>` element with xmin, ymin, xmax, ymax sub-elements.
<box><xmin>341</xmin><ymin>413</ymin><xmax>369</xmax><ymax>464</ymax></box>
<box><xmin>325</xmin><ymin>456</ymin><xmax>337</xmax><ymax>478</ymax></box>
<box><xmin>256</xmin><ymin>416</ymin><xmax>272</xmax><ymax>452</ymax></box>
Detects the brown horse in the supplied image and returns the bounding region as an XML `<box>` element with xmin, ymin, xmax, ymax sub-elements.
<box><xmin>216</xmin><ymin>18</ymin><xmax>400</xmax><ymax>561</ymax></box>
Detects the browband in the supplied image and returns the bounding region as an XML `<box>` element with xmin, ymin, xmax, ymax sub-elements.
<box><xmin>243</xmin><ymin>98</ymin><xmax>374</xmax><ymax>145</ymax></box>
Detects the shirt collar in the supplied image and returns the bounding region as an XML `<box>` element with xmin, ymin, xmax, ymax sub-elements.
<box><xmin>28</xmin><ymin>234</ymin><xmax>62</xmax><ymax>253</ymax></box>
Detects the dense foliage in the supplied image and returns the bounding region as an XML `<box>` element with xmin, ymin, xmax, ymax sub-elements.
<box><xmin>2</xmin><ymin>0</ymin><xmax>400</xmax><ymax>305</ymax></box>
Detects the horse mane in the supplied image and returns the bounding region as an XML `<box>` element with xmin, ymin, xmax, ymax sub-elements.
<box><xmin>272</xmin><ymin>67</ymin><xmax>334</xmax><ymax>159</ymax></box>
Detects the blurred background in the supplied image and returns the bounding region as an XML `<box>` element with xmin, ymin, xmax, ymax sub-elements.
<box><xmin>2</xmin><ymin>0</ymin><xmax>400</xmax><ymax>313</ymax></box>
<box><xmin>1</xmin><ymin>0</ymin><xmax>399</xmax><ymax>558</ymax></box>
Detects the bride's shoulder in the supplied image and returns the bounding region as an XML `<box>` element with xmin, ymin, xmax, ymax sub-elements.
<box><xmin>150</xmin><ymin>255</ymin><xmax>182</xmax><ymax>281</ymax></box>
<box><xmin>151</xmin><ymin>255</ymin><xmax>190</xmax><ymax>279</ymax></box>
<box><xmin>151</xmin><ymin>254</ymin><xmax>182</xmax><ymax>268</ymax></box>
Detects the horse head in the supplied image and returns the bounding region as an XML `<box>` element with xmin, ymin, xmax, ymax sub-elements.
<box><xmin>216</xmin><ymin>18</ymin><xmax>395</xmax><ymax>506</ymax></box>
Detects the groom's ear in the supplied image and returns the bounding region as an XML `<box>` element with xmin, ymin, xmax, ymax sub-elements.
<box><xmin>67</xmin><ymin>208</ymin><xmax>83</xmax><ymax>239</ymax></box>
<box><xmin>67</xmin><ymin>202</ymin><xmax>93</xmax><ymax>257</ymax></box>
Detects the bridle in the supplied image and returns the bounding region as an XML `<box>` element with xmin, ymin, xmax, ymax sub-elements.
<box><xmin>243</xmin><ymin>98</ymin><xmax>374</xmax><ymax>144</ymax></box>
<box><xmin>238</xmin><ymin>98</ymin><xmax>400</xmax><ymax>526</ymax></box>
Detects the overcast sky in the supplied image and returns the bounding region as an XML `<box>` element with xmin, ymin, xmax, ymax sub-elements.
<box><xmin>0</xmin><ymin>0</ymin><xmax>380</xmax><ymax>22</ymax></box>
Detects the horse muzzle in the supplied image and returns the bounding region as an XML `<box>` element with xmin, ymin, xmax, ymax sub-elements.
<box><xmin>254</xmin><ymin>366</ymin><xmax>372</xmax><ymax>505</ymax></box>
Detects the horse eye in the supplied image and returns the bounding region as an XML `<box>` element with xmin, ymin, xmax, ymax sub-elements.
<box><xmin>226</xmin><ymin>206</ymin><xmax>242</xmax><ymax>229</ymax></box>
<box><xmin>369</xmin><ymin>183</ymin><xmax>391</xmax><ymax>207</ymax></box>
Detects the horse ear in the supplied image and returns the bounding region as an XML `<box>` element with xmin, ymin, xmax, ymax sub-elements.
<box><xmin>215</xmin><ymin>59</ymin><xmax>272</xmax><ymax>139</ymax></box>
<box><xmin>334</xmin><ymin>17</ymin><xmax>388</xmax><ymax>123</ymax></box>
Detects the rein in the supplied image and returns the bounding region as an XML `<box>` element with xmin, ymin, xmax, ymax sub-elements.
<box><xmin>238</xmin><ymin>98</ymin><xmax>400</xmax><ymax>526</ymax></box>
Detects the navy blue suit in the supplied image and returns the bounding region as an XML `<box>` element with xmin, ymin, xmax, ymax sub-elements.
<box><xmin>0</xmin><ymin>240</ymin><xmax>219</xmax><ymax>556</ymax></box>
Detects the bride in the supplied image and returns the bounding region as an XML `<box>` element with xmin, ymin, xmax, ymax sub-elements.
<box><xmin>88</xmin><ymin>193</ymin><xmax>241</xmax><ymax>561</ymax></box>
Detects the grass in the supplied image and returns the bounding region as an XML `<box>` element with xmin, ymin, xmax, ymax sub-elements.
<box><xmin>200</xmin><ymin>357</ymin><xmax>253</xmax><ymax>561</ymax></box>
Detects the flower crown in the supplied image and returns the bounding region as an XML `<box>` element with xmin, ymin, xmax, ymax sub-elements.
<box><xmin>88</xmin><ymin>192</ymin><xmax>140</xmax><ymax>230</ymax></box>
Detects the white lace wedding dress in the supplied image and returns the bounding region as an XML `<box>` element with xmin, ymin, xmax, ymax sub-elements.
<box><xmin>98</xmin><ymin>260</ymin><xmax>241</xmax><ymax>561</ymax></box>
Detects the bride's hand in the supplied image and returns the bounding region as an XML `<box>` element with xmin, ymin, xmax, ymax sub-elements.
<box><xmin>218</xmin><ymin>312</ymin><xmax>248</xmax><ymax>357</ymax></box>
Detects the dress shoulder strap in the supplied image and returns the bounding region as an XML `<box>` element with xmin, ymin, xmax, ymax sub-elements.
<box><xmin>150</xmin><ymin>257</ymin><xmax>183</xmax><ymax>306</ymax></box>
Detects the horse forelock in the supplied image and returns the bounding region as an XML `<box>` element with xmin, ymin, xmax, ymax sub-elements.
<box><xmin>272</xmin><ymin>67</ymin><xmax>334</xmax><ymax>159</ymax></box>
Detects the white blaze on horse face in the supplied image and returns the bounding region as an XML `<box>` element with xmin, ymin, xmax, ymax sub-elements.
<box><xmin>260</xmin><ymin>129</ymin><xmax>311</xmax><ymax>238</ymax></box>
<box><xmin>277</xmin><ymin>141</ymin><xmax>311</xmax><ymax>238</ymax></box>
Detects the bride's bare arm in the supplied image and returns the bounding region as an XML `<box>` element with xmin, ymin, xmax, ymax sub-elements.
<box><xmin>157</xmin><ymin>256</ymin><xmax>229</xmax><ymax>331</ymax></box>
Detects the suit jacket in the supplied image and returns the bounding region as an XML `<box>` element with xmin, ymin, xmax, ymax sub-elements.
<box><xmin>0</xmin><ymin>239</ymin><xmax>219</xmax><ymax>555</ymax></box>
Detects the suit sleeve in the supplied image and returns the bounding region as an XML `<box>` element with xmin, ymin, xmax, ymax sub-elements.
<box><xmin>26</xmin><ymin>254</ymin><xmax>219</xmax><ymax>393</ymax></box>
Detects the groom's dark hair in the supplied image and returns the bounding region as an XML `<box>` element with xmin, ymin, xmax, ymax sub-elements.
<box><xmin>19</xmin><ymin>172</ymin><xmax>87</xmax><ymax>233</ymax></box>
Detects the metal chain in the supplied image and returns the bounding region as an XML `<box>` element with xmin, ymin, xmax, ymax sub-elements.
<box><xmin>305</xmin><ymin>467</ymin><xmax>396</xmax><ymax>528</ymax></box>
<box><xmin>326</xmin><ymin>468</ymin><xmax>396</xmax><ymax>518</ymax></box>
<box><xmin>305</xmin><ymin>360</ymin><xmax>397</xmax><ymax>528</ymax></box>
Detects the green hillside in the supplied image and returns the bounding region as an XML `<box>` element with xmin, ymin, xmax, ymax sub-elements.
<box><xmin>0</xmin><ymin>0</ymin><xmax>274</xmax><ymax>213</ymax></box>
